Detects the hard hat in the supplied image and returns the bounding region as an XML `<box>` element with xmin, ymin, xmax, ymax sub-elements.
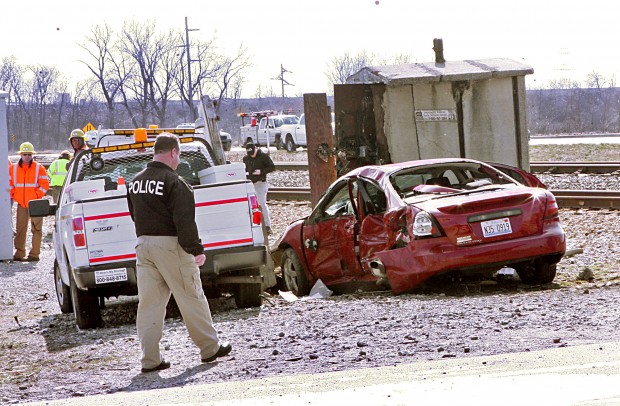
<box><xmin>68</xmin><ymin>128</ymin><xmax>86</xmax><ymax>140</ymax></box>
<box><xmin>60</xmin><ymin>150</ymin><xmax>71</xmax><ymax>158</ymax></box>
<box><xmin>18</xmin><ymin>142</ymin><xmax>36</xmax><ymax>154</ymax></box>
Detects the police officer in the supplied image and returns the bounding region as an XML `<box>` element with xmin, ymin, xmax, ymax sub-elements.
<box><xmin>242</xmin><ymin>141</ymin><xmax>275</xmax><ymax>234</ymax></box>
<box><xmin>127</xmin><ymin>133</ymin><xmax>231</xmax><ymax>373</ymax></box>
<box><xmin>10</xmin><ymin>142</ymin><xmax>49</xmax><ymax>261</ymax></box>
<box><xmin>47</xmin><ymin>150</ymin><xmax>71</xmax><ymax>203</ymax></box>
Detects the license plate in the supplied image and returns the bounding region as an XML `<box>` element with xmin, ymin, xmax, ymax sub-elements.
<box><xmin>95</xmin><ymin>268</ymin><xmax>128</xmax><ymax>284</ymax></box>
<box><xmin>481</xmin><ymin>218</ymin><xmax>512</xmax><ymax>238</ymax></box>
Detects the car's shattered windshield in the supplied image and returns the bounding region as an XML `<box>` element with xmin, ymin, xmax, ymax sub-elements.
<box><xmin>390</xmin><ymin>162</ymin><xmax>516</xmax><ymax>199</ymax></box>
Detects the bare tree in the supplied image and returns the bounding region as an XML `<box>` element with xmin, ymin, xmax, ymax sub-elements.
<box><xmin>325</xmin><ymin>51</ymin><xmax>375</xmax><ymax>89</ymax></box>
<box><xmin>116</xmin><ymin>20</ymin><xmax>180</xmax><ymax>127</ymax></box>
<box><xmin>79</xmin><ymin>23</ymin><xmax>126</xmax><ymax>128</ymax></box>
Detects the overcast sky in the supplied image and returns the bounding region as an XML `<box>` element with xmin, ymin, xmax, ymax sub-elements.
<box><xmin>2</xmin><ymin>0</ymin><xmax>619</xmax><ymax>97</ymax></box>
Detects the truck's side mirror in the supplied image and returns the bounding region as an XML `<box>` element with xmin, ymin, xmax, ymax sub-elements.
<box><xmin>28</xmin><ymin>199</ymin><xmax>57</xmax><ymax>217</ymax></box>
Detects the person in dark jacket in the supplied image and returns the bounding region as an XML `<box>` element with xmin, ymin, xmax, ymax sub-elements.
<box><xmin>242</xmin><ymin>141</ymin><xmax>275</xmax><ymax>234</ymax></box>
<box><xmin>127</xmin><ymin>133</ymin><xmax>231</xmax><ymax>373</ymax></box>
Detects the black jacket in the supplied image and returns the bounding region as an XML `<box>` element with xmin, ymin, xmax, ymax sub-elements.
<box><xmin>127</xmin><ymin>161</ymin><xmax>204</xmax><ymax>256</ymax></box>
<box><xmin>243</xmin><ymin>150</ymin><xmax>275</xmax><ymax>183</ymax></box>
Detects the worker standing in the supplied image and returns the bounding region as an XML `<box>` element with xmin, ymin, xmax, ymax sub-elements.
<box><xmin>10</xmin><ymin>142</ymin><xmax>50</xmax><ymax>262</ymax></box>
<box><xmin>47</xmin><ymin>150</ymin><xmax>71</xmax><ymax>204</ymax></box>
<box><xmin>242</xmin><ymin>141</ymin><xmax>275</xmax><ymax>234</ymax></box>
<box><xmin>68</xmin><ymin>129</ymin><xmax>89</xmax><ymax>156</ymax></box>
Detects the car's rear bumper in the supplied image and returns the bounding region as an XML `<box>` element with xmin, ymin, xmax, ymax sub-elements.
<box><xmin>375</xmin><ymin>222</ymin><xmax>566</xmax><ymax>294</ymax></box>
<box><xmin>73</xmin><ymin>261</ymin><xmax>138</xmax><ymax>294</ymax></box>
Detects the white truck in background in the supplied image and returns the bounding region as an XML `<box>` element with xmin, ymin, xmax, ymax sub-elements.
<box><xmin>279</xmin><ymin>113</ymin><xmax>308</xmax><ymax>152</ymax></box>
<box><xmin>29</xmin><ymin>128</ymin><xmax>274</xmax><ymax>329</ymax></box>
<box><xmin>239</xmin><ymin>111</ymin><xmax>299</xmax><ymax>149</ymax></box>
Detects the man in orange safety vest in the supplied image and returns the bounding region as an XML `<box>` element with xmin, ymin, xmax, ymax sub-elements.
<box><xmin>9</xmin><ymin>142</ymin><xmax>50</xmax><ymax>262</ymax></box>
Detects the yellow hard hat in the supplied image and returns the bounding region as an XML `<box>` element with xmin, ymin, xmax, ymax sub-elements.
<box><xmin>18</xmin><ymin>142</ymin><xmax>36</xmax><ymax>154</ymax></box>
<box><xmin>68</xmin><ymin>128</ymin><xmax>86</xmax><ymax>140</ymax></box>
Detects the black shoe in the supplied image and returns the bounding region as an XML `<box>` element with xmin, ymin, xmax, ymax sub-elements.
<box><xmin>26</xmin><ymin>256</ymin><xmax>39</xmax><ymax>262</ymax></box>
<box><xmin>202</xmin><ymin>343</ymin><xmax>232</xmax><ymax>363</ymax></box>
<box><xmin>141</xmin><ymin>360</ymin><xmax>171</xmax><ymax>373</ymax></box>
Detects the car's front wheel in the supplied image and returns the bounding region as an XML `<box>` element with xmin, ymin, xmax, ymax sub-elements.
<box><xmin>281</xmin><ymin>248</ymin><xmax>310</xmax><ymax>296</ymax></box>
<box><xmin>515</xmin><ymin>261</ymin><xmax>557</xmax><ymax>285</ymax></box>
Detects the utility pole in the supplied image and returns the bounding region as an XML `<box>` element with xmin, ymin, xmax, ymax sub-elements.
<box><xmin>184</xmin><ymin>17</ymin><xmax>199</xmax><ymax>119</ymax></box>
<box><xmin>273</xmin><ymin>64</ymin><xmax>294</xmax><ymax>98</ymax></box>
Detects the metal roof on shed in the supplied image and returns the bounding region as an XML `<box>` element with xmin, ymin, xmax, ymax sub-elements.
<box><xmin>346</xmin><ymin>58</ymin><xmax>533</xmax><ymax>86</ymax></box>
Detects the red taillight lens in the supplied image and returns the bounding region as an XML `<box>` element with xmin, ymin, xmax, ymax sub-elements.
<box><xmin>72</xmin><ymin>217</ymin><xmax>86</xmax><ymax>247</ymax></box>
<box><xmin>544</xmin><ymin>193</ymin><xmax>559</xmax><ymax>221</ymax></box>
<box><xmin>249</xmin><ymin>194</ymin><xmax>262</xmax><ymax>226</ymax></box>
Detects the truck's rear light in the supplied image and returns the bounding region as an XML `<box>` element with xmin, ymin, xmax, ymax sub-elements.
<box><xmin>72</xmin><ymin>217</ymin><xmax>86</xmax><ymax>248</ymax></box>
<box><xmin>249</xmin><ymin>194</ymin><xmax>262</xmax><ymax>226</ymax></box>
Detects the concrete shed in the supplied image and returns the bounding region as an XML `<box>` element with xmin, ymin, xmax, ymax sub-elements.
<box><xmin>334</xmin><ymin>58</ymin><xmax>533</xmax><ymax>174</ymax></box>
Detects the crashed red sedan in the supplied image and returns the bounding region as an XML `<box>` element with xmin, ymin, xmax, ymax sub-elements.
<box><xmin>272</xmin><ymin>158</ymin><xmax>565</xmax><ymax>295</ymax></box>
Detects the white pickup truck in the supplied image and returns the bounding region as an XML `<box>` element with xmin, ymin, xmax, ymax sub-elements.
<box><xmin>279</xmin><ymin>113</ymin><xmax>308</xmax><ymax>152</ymax></box>
<box><xmin>29</xmin><ymin>129</ymin><xmax>274</xmax><ymax>329</ymax></box>
<box><xmin>240</xmin><ymin>114</ymin><xmax>299</xmax><ymax>149</ymax></box>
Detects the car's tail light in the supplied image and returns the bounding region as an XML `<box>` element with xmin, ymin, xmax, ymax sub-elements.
<box><xmin>72</xmin><ymin>217</ymin><xmax>86</xmax><ymax>248</ymax></box>
<box><xmin>249</xmin><ymin>194</ymin><xmax>262</xmax><ymax>226</ymax></box>
<box><xmin>412</xmin><ymin>211</ymin><xmax>442</xmax><ymax>238</ymax></box>
<box><xmin>543</xmin><ymin>192</ymin><xmax>560</xmax><ymax>222</ymax></box>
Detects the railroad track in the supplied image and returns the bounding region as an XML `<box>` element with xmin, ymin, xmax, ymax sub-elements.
<box><xmin>273</xmin><ymin>161</ymin><xmax>620</xmax><ymax>174</ymax></box>
<box><xmin>268</xmin><ymin>187</ymin><xmax>620</xmax><ymax>209</ymax></box>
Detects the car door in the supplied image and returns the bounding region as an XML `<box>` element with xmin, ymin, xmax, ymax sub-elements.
<box><xmin>258</xmin><ymin>118</ymin><xmax>269</xmax><ymax>145</ymax></box>
<box><xmin>301</xmin><ymin>179</ymin><xmax>362</xmax><ymax>284</ymax></box>
<box><xmin>357</xmin><ymin>179</ymin><xmax>390</xmax><ymax>271</ymax></box>
<box><xmin>296</xmin><ymin>114</ymin><xmax>307</xmax><ymax>146</ymax></box>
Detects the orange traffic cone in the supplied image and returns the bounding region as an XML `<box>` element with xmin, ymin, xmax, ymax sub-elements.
<box><xmin>117</xmin><ymin>176</ymin><xmax>127</xmax><ymax>194</ymax></box>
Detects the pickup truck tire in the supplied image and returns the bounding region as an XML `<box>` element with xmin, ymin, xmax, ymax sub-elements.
<box><xmin>70</xmin><ymin>269</ymin><xmax>102</xmax><ymax>329</ymax></box>
<box><xmin>234</xmin><ymin>269</ymin><xmax>262</xmax><ymax>308</ymax></box>
<box><xmin>54</xmin><ymin>260</ymin><xmax>73</xmax><ymax>314</ymax></box>
<box><xmin>275</xmin><ymin>137</ymin><xmax>284</xmax><ymax>150</ymax></box>
<box><xmin>285</xmin><ymin>136</ymin><xmax>296</xmax><ymax>153</ymax></box>
<box><xmin>281</xmin><ymin>248</ymin><xmax>310</xmax><ymax>296</ymax></box>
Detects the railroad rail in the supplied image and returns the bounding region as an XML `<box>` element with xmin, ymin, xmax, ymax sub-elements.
<box><xmin>273</xmin><ymin>161</ymin><xmax>620</xmax><ymax>174</ymax></box>
<box><xmin>268</xmin><ymin>187</ymin><xmax>620</xmax><ymax>209</ymax></box>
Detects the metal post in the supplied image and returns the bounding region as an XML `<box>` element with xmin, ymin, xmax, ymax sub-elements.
<box><xmin>0</xmin><ymin>90</ymin><xmax>14</xmax><ymax>260</ymax></box>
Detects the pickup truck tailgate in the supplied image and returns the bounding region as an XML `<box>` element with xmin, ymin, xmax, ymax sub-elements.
<box><xmin>194</xmin><ymin>182</ymin><xmax>257</xmax><ymax>250</ymax></box>
<box><xmin>82</xmin><ymin>196</ymin><xmax>137</xmax><ymax>265</ymax></box>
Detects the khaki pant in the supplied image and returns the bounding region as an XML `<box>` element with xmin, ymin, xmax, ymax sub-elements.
<box><xmin>135</xmin><ymin>235</ymin><xmax>220</xmax><ymax>370</ymax></box>
<box><xmin>51</xmin><ymin>186</ymin><xmax>62</xmax><ymax>204</ymax></box>
<box><xmin>253</xmin><ymin>181</ymin><xmax>271</xmax><ymax>228</ymax></box>
<box><xmin>14</xmin><ymin>205</ymin><xmax>43</xmax><ymax>259</ymax></box>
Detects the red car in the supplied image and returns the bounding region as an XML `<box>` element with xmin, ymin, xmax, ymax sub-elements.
<box><xmin>272</xmin><ymin>158</ymin><xmax>565</xmax><ymax>296</ymax></box>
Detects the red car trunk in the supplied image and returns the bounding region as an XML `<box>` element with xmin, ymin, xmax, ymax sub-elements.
<box><xmin>414</xmin><ymin>187</ymin><xmax>545</xmax><ymax>247</ymax></box>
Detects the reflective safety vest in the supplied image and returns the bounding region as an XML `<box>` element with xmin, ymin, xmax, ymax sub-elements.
<box><xmin>10</xmin><ymin>161</ymin><xmax>50</xmax><ymax>208</ymax></box>
<box><xmin>47</xmin><ymin>158</ymin><xmax>70</xmax><ymax>186</ymax></box>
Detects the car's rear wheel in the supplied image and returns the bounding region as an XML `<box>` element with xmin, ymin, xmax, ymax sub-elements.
<box><xmin>275</xmin><ymin>136</ymin><xmax>284</xmax><ymax>150</ymax></box>
<box><xmin>285</xmin><ymin>136</ymin><xmax>296</xmax><ymax>153</ymax></box>
<box><xmin>281</xmin><ymin>248</ymin><xmax>310</xmax><ymax>296</ymax></box>
<box><xmin>234</xmin><ymin>269</ymin><xmax>262</xmax><ymax>308</ymax></box>
<box><xmin>515</xmin><ymin>261</ymin><xmax>557</xmax><ymax>285</ymax></box>
<box><xmin>69</xmin><ymin>268</ymin><xmax>102</xmax><ymax>329</ymax></box>
<box><xmin>54</xmin><ymin>259</ymin><xmax>73</xmax><ymax>314</ymax></box>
